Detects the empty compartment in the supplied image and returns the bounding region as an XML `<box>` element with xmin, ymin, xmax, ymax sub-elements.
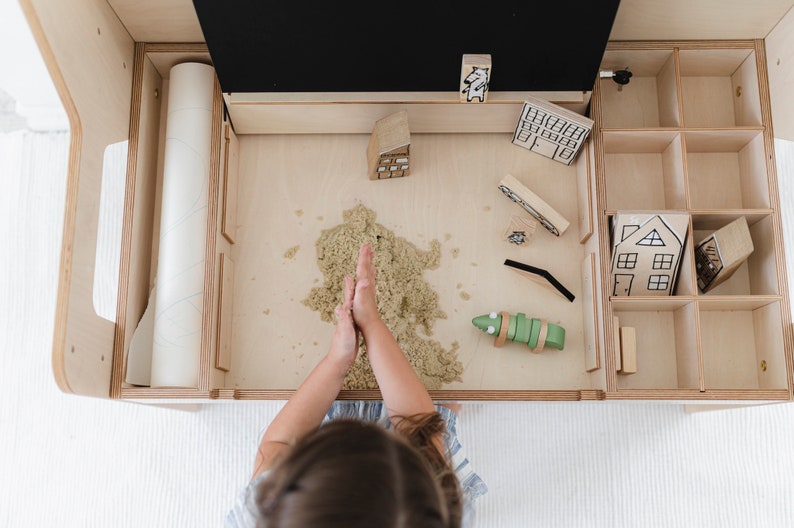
<box><xmin>599</xmin><ymin>49</ymin><xmax>680</xmax><ymax>128</ymax></box>
<box><xmin>679</xmin><ymin>48</ymin><xmax>762</xmax><ymax>127</ymax></box>
<box><xmin>612</xmin><ymin>299</ymin><xmax>700</xmax><ymax>390</ymax></box>
<box><xmin>699</xmin><ymin>299</ymin><xmax>787</xmax><ymax>390</ymax></box>
<box><xmin>685</xmin><ymin>130</ymin><xmax>769</xmax><ymax>209</ymax></box>
<box><xmin>692</xmin><ymin>214</ymin><xmax>779</xmax><ymax>296</ymax></box>
<box><xmin>603</xmin><ymin>131</ymin><xmax>686</xmax><ymax>210</ymax></box>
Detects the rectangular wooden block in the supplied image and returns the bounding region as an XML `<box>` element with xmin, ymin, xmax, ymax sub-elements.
<box><xmin>460</xmin><ymin>54</ymin><xmax>492</xmax><ymax>103</ymax></box>
<box><xmin>221</xmin><ymin>123</ymin><xmax>240</xmax><ymax>244</ymax></box>
<box><xmin>619</xmin><ymin>326</ymin><xmax>637</xmax><ymax>375</ymax></box>
<box><xmin>695</xmin><ymin>216</ymin><xmax>754</xmax><ymax>292</ymax></box>
<box><xmin>367</xmin><ymin>110</ymin><xmax>411</xmax><ymax>180</ymax></box>
<box><xmin>215</xmin><ymin>253</ymin><xmax>234</xmax><ymax>372</ymax></box>
<box><xmin>582</xmin><ymin>253</ymin><xmax>601</xmax><ymax>372</ymax></box>
<box><xmin>512</xmin><ymin>95</ymin><xmax>593</xmax><ymax>165</ymax></box>
<box><xmin>498</xmin><ymin>174</ymin><xmax>570</xmax><ymax>236</ymax></box>
<box><xmin>612</xmin><ymin>315</ymin><xmax>622</xmax><ymax>372</ymax></box>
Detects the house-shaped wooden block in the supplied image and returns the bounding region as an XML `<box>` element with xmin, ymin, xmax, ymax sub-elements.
<box><xmin>695</xmin><ymin>216</ymin><xmax>754</xmax><ymax>293</ymax></box>
<box><xmin>610</xmin><ymin>212</ymin><xmax>690</xmax><ymax>296</ymax></box>
<box><xmin>366</xmin><ymin>110</ymin><xmax>411</xmax><ymax>180</ymax></box>
<box><xmin>512</xmin><ymin>95</ymin><xmax>593</xmax><ymax>165</ymax></box>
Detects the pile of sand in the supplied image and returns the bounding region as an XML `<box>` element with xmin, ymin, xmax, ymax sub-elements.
<box><xmin>303</xmin><ymin>204</ymin><xmax>463</xmax><ymax>390</ymax></box>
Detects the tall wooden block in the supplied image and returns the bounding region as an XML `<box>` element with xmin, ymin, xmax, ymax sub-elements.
<box><xmin>695</xmin><ymin>216</ymin><xmax>754</xmax><ymax>292</ymax></box>
<box><xmin>619</xmin><ymin>326</ymin><xmax>637</xmax><ymax>375</ymax></box>
<box><xmin>460</xmin><ymin>54</ymin><xmax>492</xmax><ymax>103</ymax></box>
<box><xmin>367</xmin><ymin>110</ymin><xmax>411</xmax><ymax>180</ymax></box>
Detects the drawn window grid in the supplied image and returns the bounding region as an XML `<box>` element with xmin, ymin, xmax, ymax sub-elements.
<box><xmin>617</xmin><ymin>252</ymin><xmax>638</xmax><ymax>269</ymax></box>
<box><xmin>648</xmin><ymin>274</ymin><xmax>670</xmax><ymax>291</ymax></box>
<box><xmin>653</xmin><ymin>253</ymin><xmax>675</xmax><ymax>270</ymax></box>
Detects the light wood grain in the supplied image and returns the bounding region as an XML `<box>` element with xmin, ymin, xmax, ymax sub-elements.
<box><xmin>22</xmin><ymin>0</ymin><xmax>135</xmax><ymax>397</ymax></box>
<box><xmin>228</xmin><ymin>133</ymin><xmax>590</xmax><ymax>391</ymax></box>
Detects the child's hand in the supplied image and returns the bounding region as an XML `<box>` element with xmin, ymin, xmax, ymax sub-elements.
<box><xmin>352</xmin><ymin>243</ymin><xmax>381</xmax><ymax>331</ymax></box>
<box><xmin>328</xmin><ymin>275</ymin><xmax>358</xmax><ymax>373</ymax></box>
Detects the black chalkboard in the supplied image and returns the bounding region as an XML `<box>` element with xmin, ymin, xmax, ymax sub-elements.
<box><xmin>192</xmin><ymin>1</ymin><xmax>620</xmax><ymax>93</ymax></box>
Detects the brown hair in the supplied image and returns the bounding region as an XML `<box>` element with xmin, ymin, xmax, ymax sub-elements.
<box><xmin>255</xmin><ymin>414</ymin><xmax>462</xmax><ymax>528</ymax></box>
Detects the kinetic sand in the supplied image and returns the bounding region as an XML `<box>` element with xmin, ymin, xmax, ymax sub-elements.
<box><xmin>303</xmin><ymin>205</ymin><xmax>463</xmax><ymax>389</ymax></box>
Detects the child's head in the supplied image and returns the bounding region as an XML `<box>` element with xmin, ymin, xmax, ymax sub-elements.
<box><xmin>254</xmin><ymin>418</ymin><xmax>462</xmax><ymax>528</ymax></box>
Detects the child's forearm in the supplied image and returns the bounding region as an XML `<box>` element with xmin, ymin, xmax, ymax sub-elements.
<box><xmin>363</xmin><ymin>320</ymin><xmax>436</xmax><ymax>419</ymax></box>
<box><xmin>253</xmin><ymin>353</ymin><xmax>347</xmax><ymax>476</ymax></box>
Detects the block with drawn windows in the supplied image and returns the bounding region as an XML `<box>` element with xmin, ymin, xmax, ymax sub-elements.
<box><xmin>695</xmin><ymin>216</ymin><xmax>754</xmax><ymax>293</ymax></box>
<box><xmin>460</xmin><ymin>54</ymin><xmax>491</xmax><ymax>103</ymax></box>
<box><xmin>366</xmin><ymin>110</ymin><xmax>411</xmax><ymax>180</ymax></box>
<box><xmin>512</xmin><ymin>95</ymin><xmax>593</xmax><ymax>165</ymax></box>
<box><xmin>610</xmin><ymin>211</ymin><xmax>690</xmax><ymax>297</ymax></box>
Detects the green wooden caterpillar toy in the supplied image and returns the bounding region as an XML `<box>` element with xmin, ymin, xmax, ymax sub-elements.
<box><xmin>471</xmin><ymin>311</ymin><xmax>565</xmax><ymax>353</ymax></box>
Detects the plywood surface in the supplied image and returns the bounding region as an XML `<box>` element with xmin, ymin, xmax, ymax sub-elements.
<box><xmin>227</xmin><ymin>133</ymin><xmax>591</xmax><ymax>391</ymax></box>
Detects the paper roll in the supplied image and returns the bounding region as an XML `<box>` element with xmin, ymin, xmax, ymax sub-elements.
<box><xmin>150</xmin><ymin>62</ymin><xmax>215</xmax><ymax>388</ymax></box>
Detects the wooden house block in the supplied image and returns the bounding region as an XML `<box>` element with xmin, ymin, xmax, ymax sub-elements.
<box><xmin>366</xmin><ymin>110</ymin><xmax>411</xmax><ymax>180</ymax></box>
<box><xmin>695</xmin><ymin>216</ymin><xmax>754</xmax><ymax>292</ymax></box>
<box><xmin>512</xmin><ymin>95</ymin><xmax>593</xmax><ymax>165</ymax></box>
<box><xmin>610</xmin><ymin>211</ymin><xmax>690</xmax><ymax>296</ymax></box>
<box><xmin>619</xmin><ymin>326</ymin><xmax>637</xmax><ymax>374</ymax></box>
<box><xmin>498</xmin><ymin>174</ymin><xmax>570</xmax><ymax>236</ymax></box>
<box><xmin>460</xmin><ymin>54</ymin><xmax>491</xmax><ymax>103</ymax></box>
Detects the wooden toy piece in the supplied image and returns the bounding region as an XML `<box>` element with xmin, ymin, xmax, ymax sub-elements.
<box><xmin>612</xmin><ymin>316</ymin><xmax>622</xmax><ymax>372</ymax></box>
<box><xmin>511</xmin><ymin>95</ymin><xmax>593</xmax><ymax>165</ymax></box>
<box><xmin>695</xmin><ymin>216</ymin><xmax>754</xmax><ymax>293</ymax></box>
<box><xmin>618</xmin><ymin>326</ymin><xmax>637</xmax><ymax>375</ymax></box>
<box><xmin>498</xmin><ymin>174</ymin><xmax>570</xmax><ymax>236</ymax></box>
<box><xmin>504</xmin><ymin>259</ymin><xmax>575</xmax><ymax>302</ymax></box>
<box><xmin>460</xmin><ymin>54</ymin><xmax>492</xmax><ymax>103</ymax></box>
<box><xmin>494</xmin><ymin>310</ymin><xmax>510</xmax><ymax>348</ymax></box>
<box><xmin>610</xmin><ymin>211</ymin><xmax>690</xmax><ymax>297</ymax></box>
<box><xmin>472</xmin><ymin>311</ymin><xmax>565</xmax><ymax>352</ymax></box>
<box><xmin>504</xmin><ymin>214</ymin><xmax>538</xmax><ymax>246</ymax></box>
<box><xmin>366</xmin><ymin>110</ymin><xmax>411</xmax><ymax>180</ymax></box>
<box><xmin>215</xmin><ymin>253</ymin><xmax>234</xmax><ymax>372</ymax></box>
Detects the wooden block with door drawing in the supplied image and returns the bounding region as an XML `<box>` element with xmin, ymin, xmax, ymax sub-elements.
<box><xmin>610</xmin><ymin>211</ymin><xmax>690</xmax><ymax>296</ymax></box>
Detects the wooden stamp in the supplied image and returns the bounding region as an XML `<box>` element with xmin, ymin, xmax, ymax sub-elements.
<box><xmin>695</xmin><ymin>216</ymin><xmax>754</xmax><ymax>293</ymax></box>
<box><xmin>498</xmin><ymin>174</ymin><xmax>570</xmax><ymax>236</ymax></box>
<box><xmin>366</xmin><ymin>110</ymin><xmax>411</xmax><ymax>180</ymax></box>
<box><xmin>460</xmin><ymin>54</ymin><xmax>491</xmax><ymax>103</ymax></box>
<box><xmin>512</xmin><ymin>95</ymin><xmax>593</xmax><ymax>165</ymax></box>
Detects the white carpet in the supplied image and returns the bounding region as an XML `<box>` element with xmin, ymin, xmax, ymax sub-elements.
<box><xmin>3</xmin><ymin>3</ymin><xmax>794</xmax><ymax>526</ymax></box>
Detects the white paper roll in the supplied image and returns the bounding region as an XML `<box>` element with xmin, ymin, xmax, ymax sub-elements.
<box><xmin>150</xmin><ymin>62</ymin><xmax>215</xmax><ymax>388</ymax></box>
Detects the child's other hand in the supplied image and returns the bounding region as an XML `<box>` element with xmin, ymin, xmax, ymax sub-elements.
<box><xmin>329</xmin><ymin>275</ymin><xmax>358</xmax><ymax>373</ymax></box>
<box><xmin>352</xmin><ymin>243</ymin><xmax>381</xmax><ymax>331</ymax></box>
